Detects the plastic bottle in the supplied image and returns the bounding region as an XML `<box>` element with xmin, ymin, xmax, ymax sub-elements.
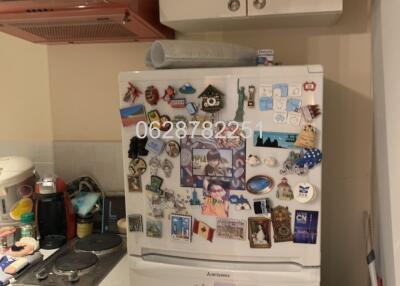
<box><xmin>20</xmin><ymin>212</ymin><xmax>36</xmax><ymax>239</ymax></box>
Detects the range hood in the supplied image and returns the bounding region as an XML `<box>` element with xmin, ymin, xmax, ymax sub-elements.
<box><xmin>0</xmin><ymin>0</ymin><xmax>174</xmax><ymax>44</ymax></box>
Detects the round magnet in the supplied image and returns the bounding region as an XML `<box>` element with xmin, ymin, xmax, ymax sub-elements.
<box><xmin>293</xmin><ymin>182</ymin><xmax>316</xmax><ymax>203</ymax></box>
<box><xmin>160</xmin><ymin>115</ymin><xmax>172</xmax><ymax>131</ymax></box>
<box><xmin>165</xmin><ymin>140</ymin><xmax>180</xmax><ymax>158</ymax></box>
<box><xmin>129</xmin><ymin>158</ymin><xmax>147</xmax><ymax>176</ymax></box>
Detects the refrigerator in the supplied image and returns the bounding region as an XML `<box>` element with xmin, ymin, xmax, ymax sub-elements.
<box><xmin>119</xmin><ymin>65</ymin><xmax>323</xmax><ymax>286</ymax></box>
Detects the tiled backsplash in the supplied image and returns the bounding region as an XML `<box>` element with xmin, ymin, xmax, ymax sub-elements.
<box><xmin>53</xmin><ymin>141</ymin><xmax>124</xmax><ymax>191</ymax></box>
<box><xmin>0</xmin><ymin>142</ymin><xmax>54</xmax><ymax>176</ymax></box>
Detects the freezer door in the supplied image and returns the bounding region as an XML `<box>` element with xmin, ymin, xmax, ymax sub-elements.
<box><xmin>120</xmin><ymin>66</ymin><xmax>323</xmax><ymax>267</ymax></box>
<box><xmin>129</xmin><ymin>255</ymin><xmax>320</xmax><ymax>286</ymax></box>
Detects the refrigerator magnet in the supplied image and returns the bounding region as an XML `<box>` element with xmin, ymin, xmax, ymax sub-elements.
<box><xmin>146</xmin><ymin>219</ymin><xmax>163</xmax><ymax>238</ymax></box>
<box><xmin>170</xmin><ymin>98</ymin><xmax>186</xmax><ymax>108</ymax></box>
<box><xmin>160</xmin><ymin>115</ymin><xmax>172</xmax><ymax>132</ymax></box>
<box><xmin>127</xmin><ymin>174</ymin><xmax>142</xmax><ymax>192</ymax></box>
<box><xmin>145</xmin><ymin>138</ymin><xmax>166</xmax><ymax>155</ymax></box>
<box><xmin>259</xmin><ymin>84</ymin><xmax>273</xmax><ymax>98</ymax></box>
<box><xmin>273</xmin><ymin>97</ymin><xmax>288</xmax><ymax>112</ymax></box>
<box><xmin>179</xmin><ymin>83</ymin><xmax>196</xmax><ymax>94</ymax></box>
<box><xmin>147</xmin><ymin>109</ymin><xmax>161</xmax><ymax>129</ymax></box>
<box><xmin>120</xmin><ymin>104</ymin><xmax>147</xmax><ymax>127</ymax></box>
<box><xmin>272</xmin><ymin>83</ymin><xmax>289</xmax><ymax>97</ymax></box>
<box><xmin>165</xmin><ymin>140</ymin><xmax>181</xmax><ymax>158</ymax></box>
<box><xmin>128</xmin><ymin>214</ymin><xmax>143</xmax><ymax>232</ymax></box>
<box><xmin>248</xmin><ymin>85</ymin><xmax>256</xmax><ymax>108</ymax></box>
<box><xmin>248</xmin><ymin>217</ymin><xmax>272</xmax><ymax>248</ymax></box>
<box><xmin>253</xmin><ymin>131</ymin><xmax>298</xmax><ymax>149</ymax></box>
<box><xmin>246</xmin><ymin>175</ymin><xmax>274</xmax><ymax>195</ymax></box>
<box><xmin>149</xmin><ymin>156</ymin><xmax>161</xmax><ymax>176</ymax></box>
<box><xmin>189</xmin><ymin>189</ymin><xmax>202</xmax><ymax>206</ymax></box>
<box><xmin>293</xmin><ymin>182</ymin><xmax>317</xmax><ymax>204</ymax></box>
<box><xmin>246</xmin><ymin>154</ymin><xmax>261</xmax><ymax>167</ymax></box>
<box><xmin>163</xmin><ymin>85</ymin><xmax>176</xmax><ymax>103</ymax></box>
<box><xmin>216</xmin><ymin>218</ymin><xmax>247</xmax><ymax>241</ymax></box>
<box><xmin>287</xmin><ymin>111</ymin><xmax>302</xmax><ymax>126</ymax></box>
<box><xmin>288</xmin><ymin>83</ymin><xmax>302</xmax><ymax>97</ymax></box>
<box><xmin>234</xmin><ymin>80</ymin><xmax>246</xmax><ymax>122</ymax></box>
<box><xmin>170</xmin><ymin>214</ymin><xmax>192</xmax><ymax>242</ymax></box>
<box><xmin>253</xmin><ymin>198</ymin><xmax>272</xmax><ymax>216</ymax></box>
<box><xmin>296</xmin><ymin>148</ymin><xmax>322</xmax><ymax>170</ymax></box>
<box><xmin>145</xmin><ymin>175</ymin><xmax>164</xmax><ymax>194</ymax></box>
<box><xmin>198</xmin><ymin>85</ymin><xmax>224</xmax><ymax>113</ymax></box>
<box><xmin>295</xmin><ymin>125</ymin><xmax>318</xmax><ymax>149</ymax></box>
<box><xmin>264</xmin><ymin>156</ymin><xmax>278</xmax><ymax>167</ymax></box>
<box><xmin>129</xmin><ymin>136</ymin><xmax>149</xmax><ymax>159</ymax></box>
<box><xmin>293</xmin><ymin>210</ymin><xmax>319</xmax><ymax>244</ymax></box>
<box><xmin>259</xmin><ymin>97</ymin><xmax>273</xmax><ymax>111</ymax></box>
<box><xmin>271</xmin><ymin>206</ymin><xmax>293</xmax><ymax>243</ymax></box>
<box><xmin>276</xmin><ymin>177</ymin><xmax>294</xmax><ymax>201</ymax></box>
<box><xmin>300</xmin><ymin>104</ymin><xmax>321</xmax><ymax>122</ymax></box>
<box><xmin>129</xmin><ymin>158</ymin><xmax>147</xmax><ymax>177</ymax></box>
<box><xmin>287</xmin><ymin>98</ymin><xmax>302</xmax><ymax>112</ymax></box>
<box><xmin>145</xmin><ymin>85</ymin><xmax>160</xmax><ymax>105</ymax></box>
<box><xmin>123</xmin><ymin>82</ymin><xmax>141</xmax><ymax>104</ymax></box>
<box><xmin>273</xmin><ymin>112</ymin><xmax>288</xmax><ymax>124</ymax></box>
<box><xmin>303</xmin><ymin>81</ymin><xmax>317</xmax><ymax>92</ymax></box>
<box><xmin>193</xmin><ymin>219</ymin><xmax>215</xmax><ymax>242</ymax></box>
<box><xmin>161</xmin><ymin>158</ymin><xmax>173</xmax><ymax>178</ymax></box>
<box><xmin>280</xmin><ymin>151</ymin><xmax>309</xmax><ymax>176</ymax></box>
<box><xmin>229</xmin><ymin>194</ymin><xmax>251</xmax><ymax>211</ymax></box>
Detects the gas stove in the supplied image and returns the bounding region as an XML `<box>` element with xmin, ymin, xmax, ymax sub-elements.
<box><xmin>14</xmin><ymin>233</ymin><xmax>126</xmax><ymax>286</ymax></box>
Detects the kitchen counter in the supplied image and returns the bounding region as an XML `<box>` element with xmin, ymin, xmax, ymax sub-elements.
<box><xmin>12</xmin><ymin>251</ymin><xmax>129</xmax><ymax>286</ymax></box>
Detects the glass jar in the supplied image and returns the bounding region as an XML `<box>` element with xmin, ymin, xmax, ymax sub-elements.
<box><xmin>0</xmin><ymin>226</ymin><xmax>16</xmax><ymax>254</ymax></box>
<box><xmin>20</xmin><ymin>212</ymin><xmax>36</xmax><ymax>239</ymax></box>
<box><xmin>77</xmin><ymin>214</ymin><xmax>94</xmax><ymax>239</ymax></box>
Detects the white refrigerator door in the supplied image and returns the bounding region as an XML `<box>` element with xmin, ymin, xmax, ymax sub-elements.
<box><xmin>129</xmin><ymin>256</ymin><xmax>320</xmax><ymax>286</ymax></box>
<box><xmin>119</xmin><ymin>66</ymin><xmax>323</xmax><ymax>268</ymax></box>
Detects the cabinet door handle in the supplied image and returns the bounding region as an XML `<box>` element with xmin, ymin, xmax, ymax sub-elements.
<box><xmin>228</xmin><ymin>0</ymin><xmax>241</xmax><ymax>12</ymax></box>
<box><xmin>253</xmin><ymin>0</ymin><xmax>267</xmax><ymax>9</ymax></box>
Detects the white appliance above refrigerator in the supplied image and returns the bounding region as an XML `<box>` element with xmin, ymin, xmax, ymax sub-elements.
<box><xmin>119</xmin><ymin>65</ymin><xmax>323</xmax><ymax>286</ymax></box>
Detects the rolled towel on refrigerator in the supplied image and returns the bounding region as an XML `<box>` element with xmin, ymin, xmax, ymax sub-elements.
<box><xmin>150</xmin><ymin>40</ymin><xmax>257</xmax><ymax>69</ymax></box>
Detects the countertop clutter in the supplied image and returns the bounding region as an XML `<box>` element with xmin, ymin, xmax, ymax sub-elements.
<box><xmin>0</xmin><ymin>157</ymin><xmax>127</xmax><ymax>286</ymax></box>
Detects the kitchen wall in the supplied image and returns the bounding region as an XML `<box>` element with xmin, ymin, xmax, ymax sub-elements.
<box><xmin>0</xmin><ymin>33</ymin><xmax>54</xmax><ymax>175</ymax></box>
<box><xmin>26</xmin><ymin>0</ymin><xmax>372</xmax><ymax>285</ymax></box>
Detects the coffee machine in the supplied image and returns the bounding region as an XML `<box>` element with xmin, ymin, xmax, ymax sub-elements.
<box><xmin>35</xmin><ymin>176</ymin><xmax>76</xmax><ymax>249</ymax></box>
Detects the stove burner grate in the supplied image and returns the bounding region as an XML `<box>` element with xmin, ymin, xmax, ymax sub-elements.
<box><xmin>55</xmin><ymin>252</ymin><xmax>98</xmax><ymax>273</ymax></box>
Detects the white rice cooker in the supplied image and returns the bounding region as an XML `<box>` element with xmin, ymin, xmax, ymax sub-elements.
<box><xmin>0</xmin><ymin>157</ymin><xmax>36</xmax><ymax>225</ymax></box>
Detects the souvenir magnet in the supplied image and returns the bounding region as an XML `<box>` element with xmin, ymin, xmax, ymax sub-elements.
<box><xmin>276</xmin><ymin>177</ymin><xmax>294</xmax><ymax>201</ymax></box>
<box><xmin>127</xmin><ymin>174</ymin><xmax>142</xmax><ymax>192</ymax></box>
<box><xmin>234</xmin><ymin>80</ymin><xmax>247</xmax><ymax>122</ymax></box>
<box><xmin>253</xmin><ymin>198</ymin><xmax>272</xmax><ymax>215</ymax></box>
<box><xmin>179</xmin><ymin>83</ymin><xmax>196</xmax><ymax>94</ymax></box>
<box><xmin>293</xmin><ymin>182</ymin><xmax>316</xmax><ymax>203</ymax></box>
<box><xmin>120</xmin><ymin>104</ymin><xmax>146</xmax><ymax>127</ymax></box>
<box><xmin>202</xmin><ymin>179</ymin><xmax>230</xmax><ymax>218</ymax></box>
<box><xmin>160</xmin><ymin>115</ymin><xmax>172</xmax><ymax>132</ymax></box>
<box><xmin>149</xmin><ymin>156</ymin><xmax>161</xmax><ymax>176</ymax></box>
<box><xmin>147</xmin><ymin>110</ymin><xmax>161</xmax><ymax>129</ymax></box>
<box><xmin>172</xmin><ymin>115</ymin><xmax>188</xmax><ymax>127</ymax></box>
<box><xmin>271</xmin><ymin>206</ymin><xmax>293</xmax><ymax>242</ymax></box>
<box><xmin>264</xmin><ymin>156</ymin><xmax>278</xmax><ymax>167</ymax></box>
<box><xmin>254</xmin><ymin>131</ymin><xmax>298</xmax><ymax>149</ymax></box>
<box><xmin>145</xmin><ymin>137</ymin><xmax>166</xmax><ymax>155</ymax></box>
<box><xmin>163</xmin><ymin>85</ymin><xmax>176</xmax><ymax>103</ymax></box>
<box><xmin>189</xmin><ymin>190</ymin><xmax>201</xmax><ymax>206</ymax></box>
<box><xmin>272</xmin><ymin>83</ymin><xmax>289</xmax><ymax>97</ymax></box>
<box><xmin>215</xmin><ymin>123</ymin><xmax>245</xmax><ymax>149</ymax></box>
<box><xmin>259</xmin><ymin>84</ymin><xmax>273</xmax><ymax>97</ymax></box>
<box><xmin>128</xmin><ymin>214</ymin><xmax>143</xmax><ymax>232</ymax></box>
<box><xmin>248</xmin><ymin>85</ymin><xmax>256</xmax><ymax>108</ymax></box>
<box><xmin>299</xmin><ymin>105</ymin><xmax>321</xmax><ymax>122</ymax></box>
<box><xmin>287</xmin><ymin>112</ymin><xmax>302</xmax><ymax>126</ymax></box>
<box><xmin>229</xmin><ymin>194</ymin><xmax>251</xmax><ymax>211</ymax></box>
<box><xmin>129</xmin><ymin>158</ymin><xmax>147</xmax><ymax>176</ymax></box>
<box><xmin>288</xmin><ymin>84</ymin><xmax>302</xmax><ymax>97</ymax></box>
<box><xmin>146</xmin><ymin>220</ymin><xmax>162</xmax><ymax>238</ymax></box>
<box><xmin>129</xmin><ymin>136</ymin><xmax>149</xmax><ymax>159</ymax></box>
<box><xmin>280</xmin><ymin>151</ymin><xmax>308</xmax><ymax>176</ymax></box>
<box><xmin>294</xmin><ymin>210</ymin><xmax>319</xmax><ymax>244</ymax></box>
<box><xmin>161</xmin><ymin>158</ymin><xmax>173</xmax><ymax>178</ymax></box>
<box><xmin>170</xmin><ymin>214</ymin><xmax>192</xmax><ymax>242</ymax></box>
<box><xmin>273</xmin><ymin>97</ymin><xmax>288</xmax><ymax>112</ymax></box>
<box><xmin>287</xmin><ymin>98</ymin><xmax>302</xmax><ymax>112</ymax></box>
<box><xmin>193</xmin><ymin>219</ymin><xmax>215</xmax><ymax>242</ymax></box>
<box><xmin>247</xmin><ymin>154</ymin><xmax>261</xmax><ymax>167</ymax></box>
<box><xmin>146</xmin><ymin>176</ymin><xmax>164</xmax><ymax>194</ymax></box>
<box><xmin>296</xmin><ymin>148</ymin><xmax>322</xmax><ymax>169</ymax></box>
<box><xmin>303</xmin><ymin>81</ymin><xmax>317</xmax><ymax>92</ymax></box>
<box><xmin>170</xmin><ymin>98</ymin><xmax>186</xmax><ymax>108</ymax></box>
<box><xmin>165</xmin><ymin>140</ymin><xmax>181</xmax><ymax>158</ymax></box>
<box><xmin>198</xmin><ymin>85</ymin><xmax>224</xmax><ymax>113</ymax></box>
<box><xmin>273</xmin><ymin>112</ymin><xmax>288</xmax><ymax>124</ymax></box>
<box><xmin>246</xmin><ymin>175</ymin><xmax>274</xmax><ymax>195</ymax></box>
<box><xmin>216</xmin><ymin>218</ymin><xmax>246</xmax><ymax>240</ymax></box>
<box><xmin>123</xmin><ymin>82</ymin><xmax>141</xmax><ymax>104</ymax></box>
<box><xmin>186</xmin><ymin>102</ymin><xmax>198</xmax><ymax>115</ymax></box>
<box><xmin>259</xmin><ymin>97</ymin><xmax>273</xmax><ymax>111</ymax></box>
<box><xmin>248</xmin><ymin>217</ymin><xmax>272</xmax><ymax>248</ymax></box>
<box><xmin>145</xmin><ymin>85</ymin><xmax>160</xmax><ymax>105</ymax></box>
<box><xmin>295</xmin><ymin>125</ymin><xmax>317</xmax><ymax>148</ymax></box>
